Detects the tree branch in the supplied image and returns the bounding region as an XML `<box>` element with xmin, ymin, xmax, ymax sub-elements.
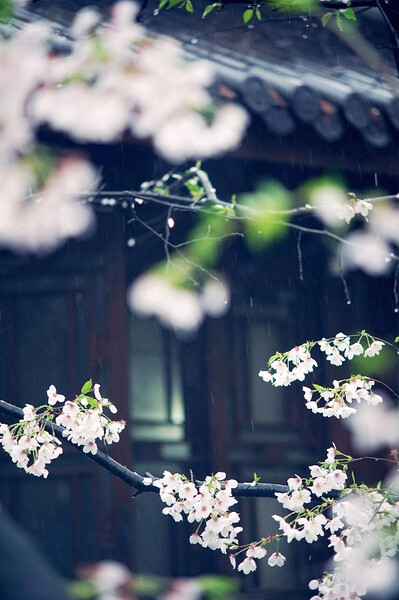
<box><xmin>219</xmin><ymin>0</ymin><xmax>375</xmax><ymax>7</ymax></box>
<box><xmin>0</xmin><ymin>400</ymin><xmax>289</xmax><ymax>497</ymax></box>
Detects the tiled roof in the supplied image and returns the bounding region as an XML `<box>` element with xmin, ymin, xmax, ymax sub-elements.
<box><xmin>141</xmin><ymin>1</ymin><xmax>399</xmax><ymax>148</ymax></box>
<box><xmin>11</xmin><ymin>1</ymin><xmax>399</xmax><ymax>148</ymax></box>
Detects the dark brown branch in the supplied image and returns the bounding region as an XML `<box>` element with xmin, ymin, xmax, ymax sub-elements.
<box><xmin>0</xmin><ymin>400</ymin><xmax>288</xmax><ymax>497</ymax></box>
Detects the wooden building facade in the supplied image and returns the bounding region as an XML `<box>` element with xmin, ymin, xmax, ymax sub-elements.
<box><xmin>1</xmin><ymin>1</ymin><xmax>399</xmax><ymax>598</ymax></box>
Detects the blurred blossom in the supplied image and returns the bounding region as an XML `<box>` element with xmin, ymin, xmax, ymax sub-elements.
<box><xmin>32</xmin><ymin>86</ymin><xmax>132</xmax><ymax>143</ymax></box>
<box><xmin>29</xmin><ymin>2</ymin><xmax>248</xmax><ymax>163</ymax></box>
<box><xmin>0</xmin><ymin>1</ymin><xmax>248</xmax><ymax>253</ymax></box>
<box><xmin>128</xmin><ymin>273</ymin><xmax>230</xmax><ymax>332</ymax></box>
<box><xmin>200</xmin><ymin>278</ymin><xmax>230</xmax><ymax>317</ymax></box>
<box><xmin>70</xmin><ymin>7</ymin><xmax>101</xmax><ymax>37</ymax></box>
<box><xmin>0</xmin><ymin>157</ymin><xmax>96</xmax><ymax>253</ymax></box>
<box><xmin>128</xmin><ymin>274</ymin><xmax>204</xmax><ymax>332</ymax></box>
<box><xmin>345</xmin><ymin>397</ymin><xmax>399</xmax><ymax>453</ymax></box>
<box><xmin>85</xmin><ymin>561</ymin><xmax>131</xmax><ymax>593</ymax></box>
<box><xmin>161</xmin><ymin>579</ymin><xmax>202</xmax><ymax>600</ymax></box>
<box><xmin>369</xmin><ymin>205</ymin><xmax>399</xmax><ymax>246</ymax></box>
<box><xmin>309</xmin><ymin>185</ymin><xmax>353</xmax><ymax>226</ymax></box>
<box><xmin>341</xmin><ymin>230</ymin><xmax>391</xmax><ymax>275</ymax></box>
<box><xmin>0</xmin><ymin>22</ymin><xmax>50</xmax><ymax>162</ymax></box>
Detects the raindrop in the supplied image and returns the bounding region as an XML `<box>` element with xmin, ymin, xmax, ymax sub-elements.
<box><xmin>153</xmin><ymin>8</ymin><xmax>159</xmax><ymax>15</ymax></box>
<box><xmin>393</xmin><ymin>263</ymin><xmax>399</xmax><ymax>312</ymax></box>
<box><xmin>191</xmin><ymin>38</ymin><xmax>198</xmax><ymax>44</ymax></box>
<box><xmin>374</xmin><ymin>173</ymin><xmax>378</xmax><ymax>187</ymax></box>
<box><xmin>167</xmin><ymin>217</ymin><xmax>175</xmax><ymax>228</ymax></box>
<box><xmin>127</xmin><ymin>238</ymin><xmax>136</xmax><ymax>247</ymax></box>
<box><xmin>297</xmin><ymin>231</ymin><xmax>304</xmax><ymax>282</ymax></box>
<box><xmin>339</xmin><ymin>247</ymin><xmax>351</xmax><ymax>306</ymax></box>
<box><xmin>302</xmin><ymin>35</ymin><xmax>308</xmax><ymax>39</ymax></box>
<box><xmin>247</xmin><ymin>24</ymin><xmax>254</xmax><ymax>29</ymax></box>
<box><xmin>122</xmin><ymin>201</ymin><xmax>128</xmax><ymax>209</ymax></box>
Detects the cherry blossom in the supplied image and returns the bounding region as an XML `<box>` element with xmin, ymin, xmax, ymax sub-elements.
<box><xmin>309</xmin><ymin>184</ymin><xmax>373</xmax><ymax>227</ymax></box>
<box><xmin>268</xmin><ymin>552</ymin><xmax>286</xmax><ymax>567</ymax></box>
<box><xmin>259</xmin><ymin>332</ymin><xmax>385</xmax><ymax>419</ymax></box>
<box><xmin>0</xmin><ymin>1</ymin><xmax>248</xmax><ymax>255</ymax></box>
<box><xmin>0</xmin><ymin>381</ymin><xmax>125</xmax><ymax>476</ymax></box>
<box><xmin>342</xmin><ymin>230</ymin><xmax>392</xmax><ymax>275</ymax></box>
<box><xmin>29</xmin><ymin>3</ymin><xmax>248</xmax><ymax>162</ymax></box>
<box><xmin>302</xmin><ymin>376</ymin><xmax>382</xmax><ymax>419</ymax></box>
<box><xmin>128</xmin><ymin>273</ymin><xmax>230</xmax><ymax>333</ymax></box>
<box><xmin>46</xmin><ymin>385</ymin><xmax>65</xmax><ymax>406</ymax></box>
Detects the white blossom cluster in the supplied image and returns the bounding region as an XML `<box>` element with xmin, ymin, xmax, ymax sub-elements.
<box><xmin>0</xmin><ymin>406</ymin><xmax>63</xmax><ymax>478</ymax></box>
<box><xmin>259</xmin><ymin>333</ymin><xmax>385</xmax><ymax>416</ymax></box>
<box><xmin>154</xmin><ymin>470</ymin><xmax>287</xmax><ymax>574</ymax></box>
<box><xmin>30</xmin><ymin>2</ymin><xmax>248</xmax><ymax>162</ymax></box>
<box><xmin>273</xmin><ymin>448</ymin><xmax>347</xmax><ymax>543</ymax></box>
<box><xmin>0</xmin><ymin>20</ymin><xmax>97</xmax><ymax>253</ymax></box>
<box><xmin>342</xmin><ymin>205</ymin><xmax>399</xmax><ymax>276</ymax></box>
<box><xmin>0</xmin><ymin>157</ymin><xmax>96</xmax><ymax>254</ymax></box>
<box><xmin>303</xmin><ymin>377</ymin><xmax>383</xmax><ymax>419</ymax></box>
<box><xmin>270</xmin><ymin>446</ymin><xmax>399</xmax><ymax>600</ymax></box>
<box><xmin>153</xmin><ymin>471</ymin><xmax>243</xmax><ymax>552</ymax></box>
<box><xmin>259</xmin><ymin>343</ymin><xmax>317</xmax><ymax>387</ymax></box>
<box><xmin>0</xmin><ymin>383</ymin><xmax>125</xmax><ymax>477</ymax></box>
<box><xmin>308</xmin><ymin>182</ymin><xmax>399</xmax><ymax>277</ymax></box>
<box><xmin>0</xmin><ymin>2</ymin><xmax>248</xmax><ymax>255</ymax></box>
<box><xmin>128</xmin><ymin>274</ymin><xmax>230</xmax><ymax>333</ymax></box>
<box><xmin>308</xmin><ymin>490</ymin><xmax>399</xmax><ymax>600</ymax></box>
<box><xmin>56</xmin><ymin>383</ymin><xmax>125</xmax><ymax>455</ymax></box>
<box><xmin>309</xmin><ymin>185</ymin><xmax>373</xmax><ymax>227</ymax></box>
<box><xmin>318</xmin><ymin>334</ymin><xmax>384</xmax><ymax>365</ymax></box>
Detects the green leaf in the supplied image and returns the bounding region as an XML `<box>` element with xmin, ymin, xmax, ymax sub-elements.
<box><xmin>267</xmin><ymin>352</ymin><xmax>281</xmax><ymax>366</ymax></box>
<box><xmin>342</xmin><ymin>7</ymin><xmax>356</xmax><ymax>21</ymax></box>
<box><xmin>268</xmin><ymin>0</ymin><xmax>317</xmax><ymax>11</ymax></box>
<box><xmin>395</xmin><ymin>336</ymin><xmax>399</xmax><ymax>343</ymax></box>
<box><xmin>243</xmin><ymin>8</ymin><xmax>254</xmax><ymax>23</ymax></box>
<box><xmin>238</xmin><ymin>181</ymin><xmax>291</xmax><ymax>252</ymax></box>
<box><xmin>153</xmin><ymin>186</ymin><xmax>170</xmax><ymax>195</ymax></box>
<box><xmin>202</xmin><ymin>2</ymin><xmax>220</xmax><ymax>17</ymax></box>
<box><xmin>21</xmin><ymin>148</ymin><xmax>58</xmax><ymax>190</ymax></box>
<box><xmin>187</xmin><ymin>211</ymin><xmax>233</xmax><ymax>267</ymax></box>
<box><xmin>0</xmin><ymin>0</ymin><xmax>13</xmax><ymax>22</ymax></box>
<box><xmin>158</xmin><ymin>0</ymin><xmax>168</xmax><ymax>9</ymax></box>
<box><xmin>312</xmin><ymin>384</ymin><xmax>323</xmax><ymax>392</ymax></box>
<box><xmin>255</xmin><ymin>7</ymin><xmax>262</xmax><ymax>20</ymax></box>
<box><xmin>185</xmin><ymin>0</ymin><xmax>194</xmax><ymax>13</ymax></box>
<box><xmin>336</xmin><ymin>13</ymin><xmax>343</xmax><ymax>31</ymax></box>
<box><xmin>321</xmin><ymin>12</ymin><xmax>333</xmax><ymax>27</ymax></box>
<box><xmin>81</xmin><ymin>379</ymin><xmax>93</xmax><ymax>394</ymax></box>
<box><xmin>253</xmin><ymin>472</ymin><xmax>261</xmax><ymax>482</ymax></box>
<box><xmin>85</xmin><ymin>396</ymin><xmax>99</xmax><ymax>409</ymax></box>
<box><xmin>197</xmin><ymin>575</ymin><xmax>239</xmax><ymax>600</ymax></box>
<box><xmin>352</xmin><ymin>346</ymin><xmax>397</xmax><ymax>377</ymax></box>
<box><xmin>167</xmin><ymin>0</ymin><xmax>182</xmax><ymax>8</ymax></box>
<box><xmin>91</xmin><ymin>35</ymin><xmax>109</xmax><ymax>62</ymax></box>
